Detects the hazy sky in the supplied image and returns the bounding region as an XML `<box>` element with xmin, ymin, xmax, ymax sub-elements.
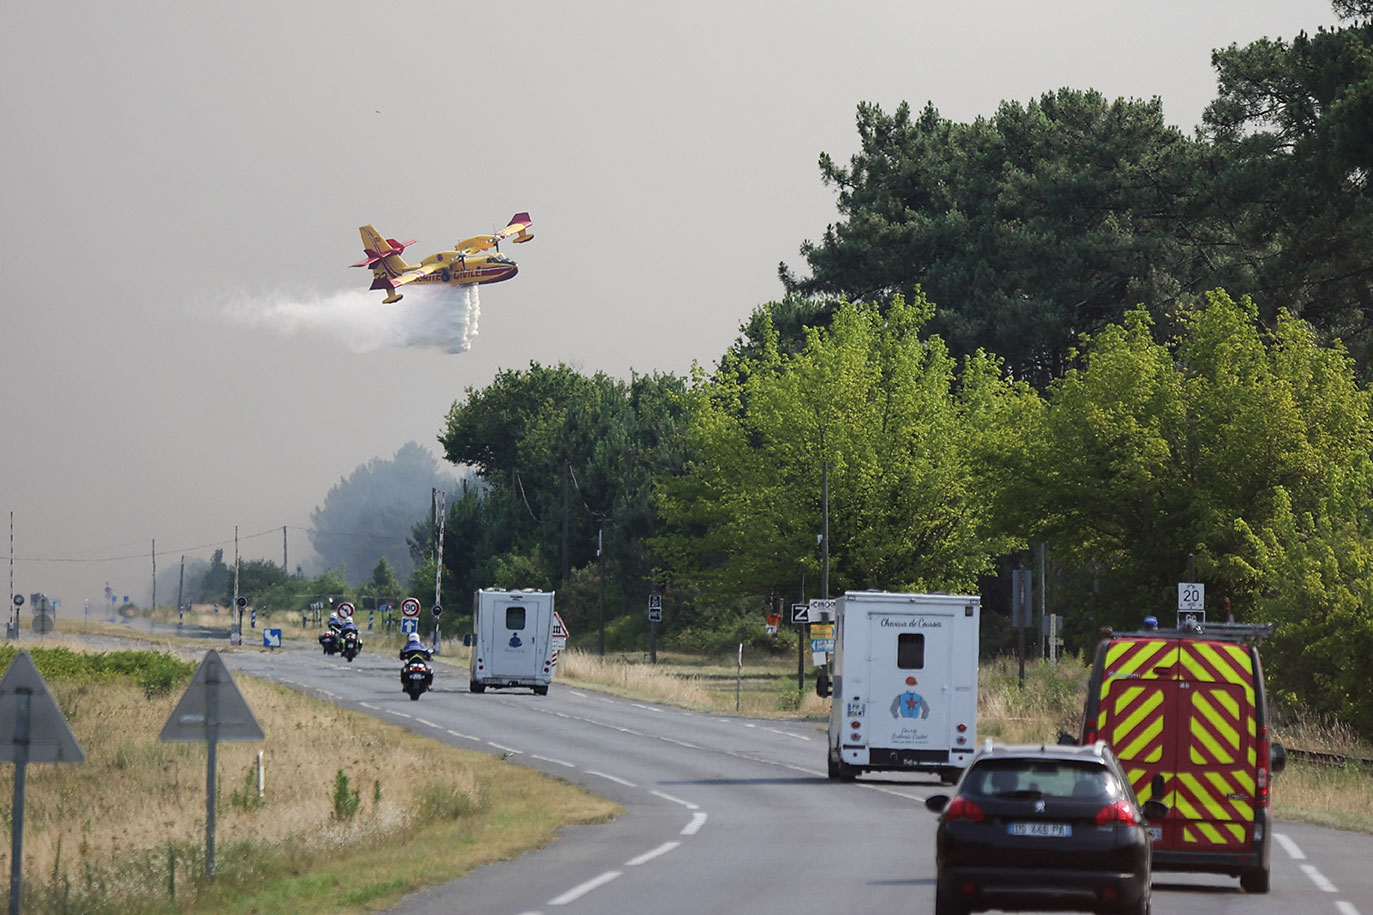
<box><xmin>0</xmin><ymin>0</ymin><xmax>1342</xmax><ymax>613</ymax></box>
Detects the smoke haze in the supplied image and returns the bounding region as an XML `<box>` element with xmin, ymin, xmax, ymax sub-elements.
<box><xmin>224</xmin><ymin>284</ymin><xmax>481</xmax><ymax>354</ymax></box>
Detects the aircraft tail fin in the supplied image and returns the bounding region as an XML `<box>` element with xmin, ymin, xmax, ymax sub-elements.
<box><xmin>351</xmin><ymin>226</ymin><xmax>416</xmax><ymax>273</ymax></box>
<box><xmin>507</xmin><ymin>212</ymin><xmax>534</xmax><ymax>244</ymax></box>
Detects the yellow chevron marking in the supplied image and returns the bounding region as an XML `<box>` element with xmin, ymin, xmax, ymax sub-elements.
<box><xmin>1113</xmin><ymin>688</ymin><xmax>1165</xmax><ymax>761</ymax></box>
<box><xmin>1178</xmin><ymin>771</ymin><xmax>1230</xmax><ymax>819</ymax></box>
<box><xmin>1190</xmin><ymin>692</ymin><xmax>1240</xmax><ymax>764</ymax></box>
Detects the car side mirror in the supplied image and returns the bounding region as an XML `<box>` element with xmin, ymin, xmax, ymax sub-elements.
<box><xmin>816</xmin><ymin>671</ymin><xmax>832</xmax><ymax>698</ymax></box>
<box><xmin>925</xmin><ymin>794</ymin><xmax>950</xmax><ymax>813</ymax></box>
<box><xmin>1141</xmin><ymin>799</ymin><xmax>1169</xmax><ymax>821</ymax></box>
<box><xmin>1270</xmin><ymin>740</ymin><xmax>1287</xmax><ymax>774</ymax></box>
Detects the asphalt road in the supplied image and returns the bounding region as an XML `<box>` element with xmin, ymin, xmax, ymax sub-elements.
<box><xmin>203</xmin><ymin>640</ymin><xmax>1373</xmax><ymax>915</ymax></box>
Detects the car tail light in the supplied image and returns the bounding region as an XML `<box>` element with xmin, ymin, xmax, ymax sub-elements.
<box><xmin>945</xmin><ymin>796</ymin><xmax>986</xmax><ymax>823</ymax></box>
<box><xmin>1256</xmin><ymin>726</ymin><xmax>1271</xmax><ymax>807</ymax></box>
<box><xmin>1095</xmin><ymin>800</ymin><xmax>1139</xmax><ymax>826</ymax></box>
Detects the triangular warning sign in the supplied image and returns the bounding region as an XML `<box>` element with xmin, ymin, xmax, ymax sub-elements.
<box><xmin>0</xmin><ymin>652</ymin><xmax>85</xmax><ymax>763</ymax></box>
<box><xmin>552</xmin><ymin>611</ymin><xmax>569</xmax><ymax>639</ymax></box>
<box><xmin>159</xmin><ymin>650</ymin><xmax>264</xmax><ymax>743</ymax></box>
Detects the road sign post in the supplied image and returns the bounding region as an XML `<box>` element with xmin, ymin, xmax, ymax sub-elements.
<box><xmin>0</xmin><ymin>653</ymin><xmax>84</xmax><ymax>915</ymax></box>
<box><xmin>159</xmin><ymin>650</ymin><xmax>264</xmax><ymax>879</ymax></box>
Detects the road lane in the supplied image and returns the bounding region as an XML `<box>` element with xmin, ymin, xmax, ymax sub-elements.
<box><xmin>212</xmin><ymin>642</ymin><xmax>1373</xmax><ymax>915</ymax></box>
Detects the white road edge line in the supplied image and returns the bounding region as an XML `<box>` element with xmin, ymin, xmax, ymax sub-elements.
<box><xmin>358</xmin><ymin>702</ymin><xmax>378</xmax><ymax>710</ymax></box>
<box><xmin>531</xmin><ymin>754</ymin><xmax>576</xmax><ymax>768</ymax></box>
<box><xmin>681</xmin><ymin>812</ymin><xmax>708</xmax><ymax>835</ymax></box>
<box><xmin>630</xmin><ymin>703</ymin><xmax>664</xmax><ymax>713</ymax></box>
<box><xmin>1334</xmin><ymin>901</ymin><xmax>1361</xmax><ymax>915</ymax></box>
<box><xmin>585</xmin><ymin>770</ymin><xmax>637</xmax><ymax>787</ymax></box>
<box><xmin>650</xmin><ymin>790</ymin><xmax>699</xmax><ymax>810</ymax></box>
<box><xmin>548</xmin><ymin>870</ymin><xmax>622</xmax><ymax>906</ymax></box>
<box><xmin>1274</xmin><ymin>832</ymin><xmax>1305</xmax><ymax>860</ymax></box>
<box><xmin>414</xmin><ymin>718</ymin><xmax>438</xmax><ymax>728</ymax></box>
<box><xmin>659</xmin><ymin>737</ymin><xmax>702</xmax><ymax>750</ymax></box>
<box><xmin>625</xmin><ymin>841</ymin><xmax>680</xmax><ymax>866</ymax></box>
<box><xmin>487</xmin><ymin>741</ymin><xmax>522</xmax><ymax>755</ymax></box>
<box><xmin>764</xmin><ymin>727</ymin><xmax>810</xmax><ymax>741</ymax></box>
<box><xmin>1301</xmin><ymin>863</ymin><xmax>1338</xmax><ymax>893</ymax></box>
<box><xmin>390</xmin><ymin>710</ymin><xmax>412</xmax><ymax>718</ymax></box>
<box><xmin>446</xmin><ymin>729</ymin><xmax>480</xmax><ymax>741</ymax></box>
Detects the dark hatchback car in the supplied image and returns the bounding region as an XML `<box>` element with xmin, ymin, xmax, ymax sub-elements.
<box><xmin>925</xmin><ymin>741</ymin><xmax>1165</xmax><ymax>915</ymax></box>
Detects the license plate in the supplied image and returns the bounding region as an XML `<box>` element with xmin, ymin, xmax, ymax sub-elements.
<box><xmin>1148</xmin><ymin>827</ymin><xmax>1162</xmax><ymax>841</ymax></box>
<box><xmin>1008</xmin><ymin>822</ymin><xmax>1072</xmax><ymax>837</ymax></box>
<box><xmin>409</xmin><ymin>673</ymin><xmax>426</xmax><ymax>680</ymax></box>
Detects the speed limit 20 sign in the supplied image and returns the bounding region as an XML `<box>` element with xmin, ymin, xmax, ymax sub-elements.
<box><xmin>1177</xmin><ymin>582</ymin><xmax>1204</xmax><ymax>611</ymax></box>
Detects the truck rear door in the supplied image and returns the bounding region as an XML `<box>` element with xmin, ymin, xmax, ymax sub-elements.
<box><xmin>488</xmin><ymin>598</ymin><xmax>537</xmax><ymax>679</ymax></box>
<box><xmin>871</xmin><ymin>611</ymin><xmax>953</xmax><ymax>757</ymax></box>
<box><xmin>1174</xmin><ymin>641</ymin><xmax>1258</xmax><ymax>854</ymax></box>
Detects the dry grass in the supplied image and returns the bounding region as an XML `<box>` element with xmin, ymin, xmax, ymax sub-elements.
<box><xmin>556</xmin><ymin>648</ymin><xmax>832</xmax><ymax>717</ymax></box>
<box><xmin>0</xmin><ymin>646</ymin><xmax>619</xmax><ymax>914</ymax></box>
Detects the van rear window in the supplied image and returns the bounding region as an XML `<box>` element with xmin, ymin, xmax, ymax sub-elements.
<box><xmin>897</xmin><ymin>632</ymin><xmax>925</xmax><ymax>669</ymax></box>
<box><xmin>505</xmin><ymin>606</ymin><xmax>526</xmax><ymax>630</ymax></box>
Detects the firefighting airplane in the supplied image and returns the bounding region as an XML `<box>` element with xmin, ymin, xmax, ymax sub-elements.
<box><xmin>351</xmin><ymin>213</ymin><xmax>533</xmax><ymax>303</ymax></box>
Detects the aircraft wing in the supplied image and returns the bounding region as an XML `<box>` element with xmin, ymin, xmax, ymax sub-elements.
<box><xmin>391</xmin><ymin>263</ymin><xmax>445</xmax><ymax>288</ymax></box>
<box><xmin>454</xmin><ymin>212</ymin><xmax>534</xmax><ymax>255</ymax></box>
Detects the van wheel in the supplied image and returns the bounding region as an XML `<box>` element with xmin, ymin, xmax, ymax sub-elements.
<box><xmin>534</xmin><ymin>685</ymin><xmax>549</xmax><ymax>696</ymax></box>
<box><xmin>1240</xmin><ymin>867</ymin><xmax>1270</xmax><ymax>894</ymax></box>
<box><xmin>827</xmin><ymin>752</ymin><xmax>857</xmax><ymax>782</ymax></box>
<box><xmin>470</xmin><ymin>681</ymin><xmax>486</xmax><ymax>694</ymax></box>
<box><xmin>937</xmin><ymin>767</ymin><xmax>959</xmax><ymax>785</ymax></box>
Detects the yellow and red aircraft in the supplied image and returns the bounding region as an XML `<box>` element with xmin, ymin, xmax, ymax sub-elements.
<box><xmin>351</xmin><ymin>213</ymin><xmax>534</xmax><ymax>303</ymax></box>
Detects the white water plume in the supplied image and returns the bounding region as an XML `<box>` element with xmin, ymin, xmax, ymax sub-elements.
<box><xmin>224</xmin><ymin>283</ymin><xmax>481</xmax><ymax>353</ymax></box>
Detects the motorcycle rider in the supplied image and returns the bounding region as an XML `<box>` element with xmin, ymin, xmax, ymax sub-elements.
<box><xmin>399</xmin><ymin>632</ymin><xmax>434</xmax><ymax>690</ymax></box>
<box><xmin>319</xmin><ymin>612</ymin><xmax>343</xmax><ymax>652</ymax></box>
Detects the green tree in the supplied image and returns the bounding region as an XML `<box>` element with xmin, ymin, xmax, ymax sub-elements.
<box><xmin>654</xmin><ymin>293</ymin><xmax>1029</xmax><ymax>601</ymax></box>
<box><xmin>1201</xmin><ymin>7</ymin><xmax>1373</xmax><ymax>368</ymax></box>
<box><xmin>993</xmin><ymin>291</ymin><xmax>1373</xmax><ymax>648</ymax></box>
<box><xmin>781</xmin><ymin>92</ymin><xmax>1212</xmax><ymax>385</ymax></box>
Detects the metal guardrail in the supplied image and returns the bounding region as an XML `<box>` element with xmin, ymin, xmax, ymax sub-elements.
<box><xmin>1285</xmin><ymin>746</ymin><xmax>1373</xmax><ymax>771</ymax></box>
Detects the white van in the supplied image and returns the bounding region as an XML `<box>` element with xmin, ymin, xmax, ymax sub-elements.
<box><xmin>469</xmin><ymin>589</ymin><xmax>558</xmax><ymax>695</ymax></box>
<box><xmin>825</xmin><ymin>591</ymin><xmax>980</xmax><ymax>782</ymax></box>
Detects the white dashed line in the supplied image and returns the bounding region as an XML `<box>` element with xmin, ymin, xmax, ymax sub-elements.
<box><xmin>681</xmin><ymin>812</ymin><xmax>708</xmax><ymax>835</ymax></box>
<box><xmin>1301</xmin><ymin>864</ymin><xmax>1338</xmax><ymax>893</ymax></box>
<box><xmin>764</xmin><ymin>727</ymin><xmax>810</xmax><ymax>741</ymax></box>
<box><xmin>531</xmin><ymin>754</ymin><xmax>576</xmax><ymax>768</ymax></box>
<box><xmin>1335</xmin><ymin>901</ymin><xmax>1361</xmax><ymax>915</ymax></box>
<box><xmin>390</xmin><ymin>710</ymin><xmax>412</xmax><ymax>719</ymax></box>
<box><xmin>585</xmin><ymin>770</ymin><xmax>637</xmax><ymax>787</ymax></box>
<box><xmin>625</xmin><ymin>841</ymin><xmax>680</xmax><ymax>866</ymax></box>
<box><xmin>547</xmin><ymin>870</ymin><xmax>621</xmax><ymax>905</ymax></box>
<box><xmin>487</xmin><ymin>741</ymin><xmax>522</xmax><ymax>755</ymax></box>
<box><xmin>630</xmin><ymin>703</ymin><xmax>663</xmax><ymax>713</ymax></box>
<box><xmin>1275</xmin><ymin>832</ymin><xmax>1305</xmax><ymax>859</ymax></box>
<box><xmin>650</xmin><ymin>790</ymin><xmax>699</xmax><ymax>810</ymax></box>
<box><xmin>358</xmin><ymin>702</ymin><xmax>379</xmax><ymax>710</ymax></box>
<box><xmin>658</xmin><ymin>736</ymin><xmax>702</xmax><ymax>750</ymax></box>
<box><xmin>446</xmin><ymin>729</ymin><xmax>480</xmax><ymax>741</ymax></box>
<box><xmin>414</xmin><ymin>718</ymin><xmax>438</xmax><ymax>728</ymax></box>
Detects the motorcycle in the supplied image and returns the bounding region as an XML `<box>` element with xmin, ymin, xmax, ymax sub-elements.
<box><xmin>341</xmin><ymin>629</ymin><xmax>361</xmax><ymax>662</ymax></box>
<box><xmin>319</xmin><ymin>630</ymin><xmax>340</xmax><ymax>655</ymax></box>
<box><xmin>402</xmin><ymin>657</ymin><xmax>433</xmax><ymax>701</ymax></box>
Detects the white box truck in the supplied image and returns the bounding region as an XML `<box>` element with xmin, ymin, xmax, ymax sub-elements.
<box><xmin>826</xmin><ymin>591</ymin><xmax>980</xmax><ymax>782</ymax></box>
<box><xmin>469</xmin><ymin>589</ymin><xmax>558</xmax><ymax>695</ymax></box>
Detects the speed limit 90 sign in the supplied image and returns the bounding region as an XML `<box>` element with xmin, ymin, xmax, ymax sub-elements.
<box><xmin>400</xmin><ymin>598</ymin><xmax>421</xmax><ymax>618</ymax></box>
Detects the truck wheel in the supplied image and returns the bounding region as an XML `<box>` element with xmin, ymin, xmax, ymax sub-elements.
<box><xmin>470</xmin><ymin>681</ymin><xmax>486</xmax><ymax>694</ymax></box>
<box><xmin>1240</xmin><ymin>867</ymin><xmax>1270</xmax><ymax>894</ymax></box>
<box><xmin>534</xmin><ymin>685</ymin><xmax>549</xmax><ymax>695</ymax></box>
<box><xmin>937</xmin><ymin>767</ymin><xmax>960</xmax><ymax>785</ymax></box>
<box><xmin>827</xmin><ymin>752</ymin><xmax>857</xmax><ymax>782</ymax></box>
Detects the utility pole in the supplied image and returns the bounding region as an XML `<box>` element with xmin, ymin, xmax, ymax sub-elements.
<box><xmin>151</xmin><ymin>539</ymin><xmax>156</xmax><ymax>612</ymax></box>
<box><xmin>821</xmin><ymin>463</ymin><xmax>830</xmax><ymax>599</ymax></box>
<box><xmin>597</xmin><ymin>522</ymin><xmax>606</xmax><ymax>657</ymax></box>
<box><xmin>282</xmin><ymin>526</ymin><xmax>287</xmax><ymax>575</ymax></box>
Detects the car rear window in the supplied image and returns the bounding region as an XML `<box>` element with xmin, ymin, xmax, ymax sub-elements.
<box><xmin>963</xmin><ymin>759</ymin><xmax>1121</xmax><ymax>801</ymax></box>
